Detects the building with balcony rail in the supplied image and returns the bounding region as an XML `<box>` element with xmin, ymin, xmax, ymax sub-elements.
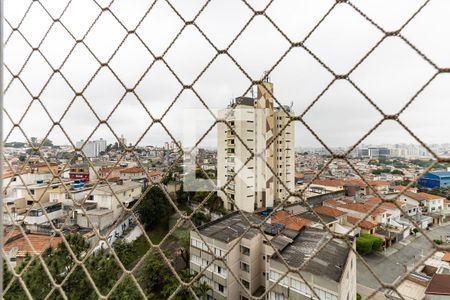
<box><xmin>217</xmin><ymin>78</ymin><xmax>295</xmax><ymax>213</ymax></box>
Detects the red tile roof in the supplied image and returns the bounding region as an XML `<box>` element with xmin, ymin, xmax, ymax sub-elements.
<box><xmin>442</xmin><ymin>252</ymin><xmax>450</xmax><ymax>263</ymax></box>
<box><xmin>312</xmin><ymin>179</ymin><xmax>390</xmax><ymax>188</ymax></box>
<box><xmin>404</xmin><ymin>191</ymin><xmax>444</xmax><ymax>201</ymax></box>
<box><xmin>273</xmin><ymin>211</ymin><xmax>290</xmax><ymax>218</ymax></box>
<box><xmin>425</xmin><ymin>274</ymin><xmax>450</xmax><ymax>295</ymax></box>
<box><xmin>341</xmin><ymin>203</ymin><xmax>386</xmax><ymax>216</ymax></box>
<box><xmin>272</xmin><ymin>216</ymin><xmax>312</xmax><ymax>231</ymax></box>
<box><xmin>327</xmin><ymin>201</ymin><xmax>386</xmax><ymax>216</ymax></box>
<box><xmin>120</xmin><ymin>167</ymin><xmax>145</xmax><ymax>174</ymax></box>
<box><xmin>346</xmin><ymin>216</ymin><xmax>377</xmax><ymax>230</ymax></box>
<box><xmin>366</xmin><ymin>197</ymin><xmax>400</xmax><ymax>210</ymax></box>
<box><xmin>313</xmin><ymin>206</ymin><xmax>346</xmax><ymax>217</ymax></box>
<box><xmin>147</xmin><ymin>171</ymin><xmax>161</xmax><ymax>177</ymax></box>
<box><xmin>417</xmin><ymin>192</ymin><xmax>444</xmax><ymax>201</ymax></box>
<box><xmin>3</xmin><ymin>234</ymin><xmax>63</xmax><ymax>256</ymax></box>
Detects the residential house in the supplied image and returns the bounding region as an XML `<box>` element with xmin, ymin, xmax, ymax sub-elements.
<box><xmin>425</xmin><ymin>274</ymin><xmax>450</xmax><ymax>299</ymax></box>
<box><xmin>91</xmin><ymin>181</ymin><xmax>142</xmax><ymax>221</ymax></box>
<box><xmin>399</xmin><ymin>191</ymin><xmax>445</xmax><ymax>214</ymax></box>
<box><xmin>119</xmin><ymin>167</ymin><xmax>146</xmax><ymax>180</ymax></box>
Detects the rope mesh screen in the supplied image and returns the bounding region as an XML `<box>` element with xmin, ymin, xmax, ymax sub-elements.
<box><xmin>2</xmin><ymin>0</ymin><xmax>450</xmax><ymax>299</ymax></box>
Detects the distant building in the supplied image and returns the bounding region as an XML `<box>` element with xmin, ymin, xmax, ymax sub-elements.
<box><xmin>418</xmin><ymin>170</ymin><xmax>450</xmax><ymax>189</ymax></box>
<box><xmin>76</xmin><ymin>138</ymin><xmax>107</xmax><ymax>158</ymax></box>
<box><xmin>69</xmin><ymin>163</ymin><xmax>91</xmax><ymax>181</ymax></box>
<box><xmin>217</xmin><ymin>79</ymin><xmax>295</xmax><ymax>212</ymax></box>
<box><xmin>90</xmin><ymin>181</ymin><xmax>141</xmax><ymax>221</ymax></box>
<box><xmin>356</xmin><ymin>147</ymin><xmax>390</xmax><ymax>159</ymax></box>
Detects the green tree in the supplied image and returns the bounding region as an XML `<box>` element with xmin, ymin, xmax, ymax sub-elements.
<box><xmin>113</xmin><ymin>239</ymin><xmax>136</xmax><ymax>268</ymax></box>
<box><xmin>178</xmin><ymin>231</ymin><xmax>190</xmax><ymax>266</ymax></box>
<box><xmin>110</xmin><ymin>275</ymin><xmax>143</xmax><ymax>300</ymax></box>
<box><xmin>137</xmin><ymin>186</ymin><xmax>173</xmax><ymax>230</ymax></box>
<box><xmin>391</xmin><ymin>169</ymin><xmax>404</xmax><ymax>175</ymax></box>
<box><xmin>3</xmin><ymin>234</ymin><xmax>130</xmax><ymax>300</ymax></box>
<box><xmin>140</xmin><ymin>251</ymin><xmax>171</xmax><ymax>296</ymax></box>
<box><xmin>191</xmin><ymin>212</ymin><xmax>211</xmax><ymax>226</ymax></box>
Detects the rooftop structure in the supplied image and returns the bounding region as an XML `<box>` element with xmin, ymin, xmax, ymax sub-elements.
<box><xmin>271</xmin><ymin>227</ymin><xmax>351</xmax><ymax>282</ymax></box>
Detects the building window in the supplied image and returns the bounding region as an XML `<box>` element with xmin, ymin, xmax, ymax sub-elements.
<box><xmin>240</xmin><ymin>262</ymin><xmax>250</xmax><ymax>273</ymax></box>
<box><xmin>218</xmin><ymin>283</ymin><xmax>225</xmax><ymax>294</ymax></box>
<box><xmin>290</xmin><ymin>278</ymin><xmax>311</xmax><ymax>296</ymax></box>
<box><xmin>214</xmin><ymin>265</ymin><xmax>227</xmax><ymax>277</ymax></box>
<box><xmin>241</xmin><ymin>279</ymin><xmax>250</xmax><ymax>289</ymax></box>
<box><xmin>270</xmin><ymin>292</ymin><xmax>285</xmax><ymax>300</ymax></box>
<box><xmin>240</xmin><ymin>246</ymin><xmax>250</xmax><ymax>256</ymax></box>
<box><xmin>269</xmin><ymin>270</ymin><xmax>281</xmax><ymax>282</ymax></box>
<box><xmin>314</xmin><ymin>288</ymin><xmax>338</xmax><ymax>300</ymax></box>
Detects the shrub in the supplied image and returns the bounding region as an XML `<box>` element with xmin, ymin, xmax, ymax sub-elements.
<box><xmin>371</xmin><ymin>237</ymin><xmax>384</xmax><ymax>251</ymax></box>
<box><xmin>358</xmin><ymin>234</ymin><xmax>384</xmax><ymax>254</ymax></box>
<box><xmin>434</xmin><ymin>239</ymin><xmax>443</xmax><ymax>245</ymax></box>
<box><xmin>356</xmin><ymin>237</ymin><xmax>373</xmax><ymax>254</ymax></box>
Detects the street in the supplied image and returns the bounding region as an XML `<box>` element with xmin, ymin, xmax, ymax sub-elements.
<box><xmin>357</xmin><ymin>223</ymin><xmax>450</xmax><ymax>290</ymax></box>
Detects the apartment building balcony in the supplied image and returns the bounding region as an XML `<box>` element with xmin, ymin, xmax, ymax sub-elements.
<box><xmin>226</xmin><ymin>168</ymin><xmax>235</xmax><ymax>175</ymax></box>
<box><xmin>226</xmin><ymin>140</ymin><xmax>235</xmax><ymax>147</ymax></box>
<box><xmin>226</xmin><ymin>148</ymin><xmax>235</xmax><ymax>155</ymax></box>
<box><xmin>226</xmin><ymin>130</ymin><xmax>235</xmax><ymax>139</ymax></box>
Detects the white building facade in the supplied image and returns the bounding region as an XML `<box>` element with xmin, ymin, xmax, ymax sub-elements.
<box><xmin>217</xmin><ymin>80</ymin><xmax>295</xmax><ymax>213</ymax></box>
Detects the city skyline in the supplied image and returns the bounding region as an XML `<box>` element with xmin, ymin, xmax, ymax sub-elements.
<box><xmin>4</xmin><ymin>1</ymin><xmax>450</xmax><ymax>148</ymax></box>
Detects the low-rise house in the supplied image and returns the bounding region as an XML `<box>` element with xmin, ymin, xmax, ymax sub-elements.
<box><xmin>3</xmin><ymin>230</ymin><xmax>63</xmax><ymax>267</ymax></box>
<box><xmin>69</xmin><ymin>163</ymin><xmax>93</xmax><ymax>181</ymax></box>
<box><xmin>92</xmin><ymin>181</ymin><xmax>142</xmax><ymax>221</ymax></box>
<box><xmin>425</xmin><ymin>274</ymin><xmax>450</xmax><ymax>299</ymax></box>
<box><xmin>399</xmin><ymin>191</ymin><xmax>445</xmax><ymax>213</ymax></box>
<box><xmin>313</xmin><ymin>206</ymin><xmax>361</xmax><ymax>236</ymax></box>
<box><xmin>147</xmin><ymin>171</ymin><xmax>162</xmax><ymax>183</ymax></box>
<box><xmin>271</xmin><ymin>213</ymin><xmax>313</xmax><ymax>231</ymax></box>
<box><xmin>13</xmin><ymin>181</ymin><xmax>63</xmax><ymax>206</ymax></box>
<box><xmin>297</xmin><ymin>210</ymin><xmax>338</xmax><ymax>231</ymax></box>
<box><xmin>389</xmin><ymin>185</ymin><xmax>418</xmax><ymax>193</ymax></box>
<box><xmin>346</xmin><ymin>216</ymin><xmax>376</xmax><ymax>235</ymax></box>
<box><xmin>310</xmin><ymin>179</ymin><xmax>390</xmax><ymax>196</ymax></box>
<box><xmin>98</xmin><ymin>166</ymin><xmax>124</xmax><ymax>179</ymax></box>
<box><xmin>313</xmin><ymin>206</ymin><xmax>347</xmax><ymax>224</ymax></box>
<box><xmin>119</xmin><ymin>167</ymin><xmax>146</xmax><ymax>180</ymax></box>
<box><xmin>20</xmin><ymin>202</ymin><xmax>65</xmax><ymax>225</ymax></box>
<box><xmin>324</xmin><ymin>201</ymin><xmax>388</xmax><ymax>225</ymax></box>
<box><xmin>77</xmin><ymin>209</ymin><xmax>115</xmax><ymax>231</ymax></box>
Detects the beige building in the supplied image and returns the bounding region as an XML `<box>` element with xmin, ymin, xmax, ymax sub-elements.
<box><xmin>91</xmin><ymin>181</ymin><xmax>142</xmax><ymax>221</ymax></box>
<box><xmin>190</xmin><ymin>212</ymin><xmax>356</xmax><ymax>300</ymax></box>
<box><xmin>217</xmin><ymin>79</ymin><xmax>295</xmax><ymax>213</ymax></box>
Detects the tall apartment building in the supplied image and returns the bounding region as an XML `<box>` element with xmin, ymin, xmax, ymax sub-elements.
<box><xmin>190</xmin><ymin>212</ymin><xmax>356</xmax><ymax>300</ymax></box>
<box><xmin>76</xmin><ymin>138</ymin><xmax>107</xmax><ymax>158</ymax></box>
<box><xmin>217</xmin><ymin>79</ymin><xmax>295</xmax><ymax>213</ymax></box>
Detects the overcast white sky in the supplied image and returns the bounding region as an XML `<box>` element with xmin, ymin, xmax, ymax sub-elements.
<box><xmin>3</xmin><ymin>0</ymin><xmax>450</xmax><ymax>150</ymax></box>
